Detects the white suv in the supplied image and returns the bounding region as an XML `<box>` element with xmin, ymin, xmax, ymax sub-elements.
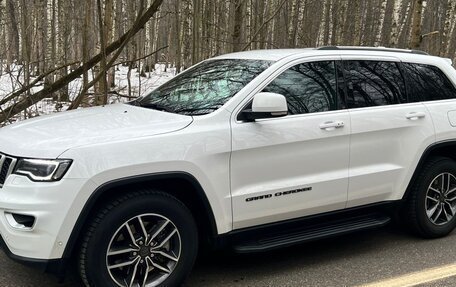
<box><xmin>1</xmin><ymin>47</ymin><xmax>456</xmax><ymax>287</ymax></box>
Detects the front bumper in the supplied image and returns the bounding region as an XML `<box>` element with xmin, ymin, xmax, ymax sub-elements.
<box><xmin>0</xmin><ymin>234</ymin><xmax>64</xmax><ymax>274</ymax></box>
<box><xmin>0</xmin><ymin>174</ymin><xmax>89</xmax><ymax>260</ymax></box>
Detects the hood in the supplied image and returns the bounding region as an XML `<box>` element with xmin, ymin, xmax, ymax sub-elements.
<box><xmin>0</xmin><ymin>103</ymin><xmax>193</xmax><ymax>158</ymax></box>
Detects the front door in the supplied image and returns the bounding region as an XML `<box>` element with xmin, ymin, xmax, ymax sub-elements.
<box><xmin>230</xmin><ymin>60</ymin><xmax>350</xmax><ymax>229</ymax></box>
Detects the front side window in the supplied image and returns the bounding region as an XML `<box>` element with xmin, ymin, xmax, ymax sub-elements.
<box><xmin>137</xmin><ymin>59</ymin><xmax>272</xmax><ymax>115</ymax></box>
<box><xmin>344</xmin><ymin>61</ymin><xmax>406</xmax><ymax>108</ymax></box>
<box><xmin>262</xmin><ymin>61</ymin><xmax>338</xmax><ymax>115</ymax></box>
<box><xmin>401</xmin><ymin>63</ymin><xmax>456</xmax><ymax>102</ymax></box>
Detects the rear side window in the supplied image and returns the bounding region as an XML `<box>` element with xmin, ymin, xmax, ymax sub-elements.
<box><xmin>343</xmin><ymin>61</ymin><xmax>406</xmax><ymax>108</ymax></box>
<box><xmin>401</xmin><ymin>63</ymin><xmax>456</xmax><ymax>102</ymax></box>
<box><xmin>262</xmin><ymin>61</ymin><xmax>337</xmax><ymax>115</ymax></box>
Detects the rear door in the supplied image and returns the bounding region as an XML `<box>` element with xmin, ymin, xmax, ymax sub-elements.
<box><xmin>342</xmin><ymin>57</ymin><xmax>435</xmax><ymax>207</ymax></box>
<box><xmin>401</xmin><ymin>62</ymin><xmax>456</xmax><ymax>143</ymax></box>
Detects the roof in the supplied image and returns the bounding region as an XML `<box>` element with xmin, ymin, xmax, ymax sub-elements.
<box><xmin>212</xmin><ymin>46</ymin><xmax>438</xmax><ymax>62</ymax></box>
<box><xmin>212</xmin><ymin>49</ymin><xmax>314</xmax><ymax>61</ymax></box>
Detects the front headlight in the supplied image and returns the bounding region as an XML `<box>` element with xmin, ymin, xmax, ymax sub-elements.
<box><xmin>14</xmin><ymin>159</ymin><xmax>72</xmax><ymax>181</ymax></box>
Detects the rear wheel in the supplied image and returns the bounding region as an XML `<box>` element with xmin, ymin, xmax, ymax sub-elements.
<box><xmin>79</xmin><ymin>190</ymin><xmax>198</xmax><ymax>287</ymax></box>
<box><xmin>405</xmin><ymin>157</ymin><xmax>456</xmax><ymax>238</ymax></box>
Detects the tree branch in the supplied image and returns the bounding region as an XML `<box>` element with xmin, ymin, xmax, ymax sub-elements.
<box><xmin>0</xmin><ymin>61</ymin><xmax>79</xmax><ymax>106</ymax></box>
<box><xmin>114</xmin><ymin>45</ymin><xmax>168</xmax><ymax>67</ymax></box>
<box><xmin>242</xmin><ymin>0</ymin><xmax>287</xmax><ymax>51</ymax></box>
<box><xmin>0</xmin><ymin>0</ymin><xmax>164</xmax><ymax>123</ymax></box>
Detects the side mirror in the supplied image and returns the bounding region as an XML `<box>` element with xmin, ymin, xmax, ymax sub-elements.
<box><xmin>239</xmin><ymin>92</ymin><xmax>288</xmax><ymax>121</ymax></box>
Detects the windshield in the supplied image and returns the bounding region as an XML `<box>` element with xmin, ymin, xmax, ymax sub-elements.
<box><xmin>135</xmin><ymin>59</ymin><xmax>272</xmax><ymax>115</ymax></box>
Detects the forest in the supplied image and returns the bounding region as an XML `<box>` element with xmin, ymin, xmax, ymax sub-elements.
<box><xmin>0</xmin><ymin>0</ymin><xmax>455</xmax><ymax>125</ymax></box>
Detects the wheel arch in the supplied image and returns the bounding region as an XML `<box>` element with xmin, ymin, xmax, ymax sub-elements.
<box><xmin>62</xmin><ymin>172</ymin><xmax>218</xmax><ymax>260</ymax></box>
<box><xmin>403</xmin><ymin>140</ymin><xmax>456</xmax><ymax>200</ymax></box>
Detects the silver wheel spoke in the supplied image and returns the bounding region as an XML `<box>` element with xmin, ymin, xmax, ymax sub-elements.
<box><xmin>446</xmin><ymin>187</ymin><xmax>456</xmax><ymax>196</ymax></box>
<box><xmin>426</xmin><ymin>195</ymin><xmax>439</xmax><ymax>203</ymax></box>
<box><xmin>151</xmin><ymin>261</ymin><xmax>171</xmax><ymax>274</ymax></box>
<box><xmin>441</xmin><ymin>174</ymin><xmax>446</xmax><ymax>193</ymax></box>
<box><xmin>447</xmin><ymin>194</ymin><xmax>456</xmax><ymax>202</ymax></box>
<box><xmin>152</xmin><ymin>228</ymin><xmax>178</xmax><ymax>250</ymax></box>
<box><xmin>427</xmin><ymin>202</ymin><xmax>440</xmax><ymax>219</ymax></box>
<box><xmin>108</xmin><ymin>247</ymin><xmax>139</xmax><ymax>256</ymax></box>
<box><xmin>429</xmin><ymin>186</ymin><xmax>441</xmax><ymax>194</ymax></box>
<box><xmin>125</xmin><ymin>223</ymin><xmax>139</xmax><ymax>247</ymax></box>
<box><xmin>153</xmin><ymin>250</ymin><xmax>179</xmax><ymax>262</ymax></box>
<box><xmin>433</xmin><ymin>204</ymin><xmax>444</xmax><ymax>222</ymax></box>
<box><xmin>142</xmin><ymin>258</ymin><xmax>153</xmax><ymax>287</ymax></box>
<box><xmin>128</xmin><ymin>258</ymin><xmax>141</xmax><ymax>287</ymax></box>
<box><xmin>446</xmin><ymin>202</ymin><xmax>456</xmax><ymax>216</ymax></box>
<box><xmin>446</xmin><ymin>203</ymin><xmax>454</xmax><ymax>216</ymax></box>
<box><xmin>108</xmin><ymin>257</ymin><xmax>139</xmax><ymax>270</ymax></box>
<box><xmin>137</xmin><ymin>216</ymin><xmax>149</xmax><ymax>242</ymax></box>
<box><xmin>443</xmin><ymin>205</ymin><xmax>451</xmax><ymax>222</ymax></box>
<box><xmin>147</xmin><ymin>219</ymin><xmax>169</xmax><ymax>246</ymax></box>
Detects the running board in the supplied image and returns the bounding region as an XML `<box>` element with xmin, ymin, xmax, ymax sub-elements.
<box><xmin>233</xmin><ymin>214</ymin><xmax>391</xmax><ymax>253</ymax></box>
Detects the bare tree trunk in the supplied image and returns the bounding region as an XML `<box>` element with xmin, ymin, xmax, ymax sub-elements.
<box><xmin>191</xmin><ymin>0</ymin><xmax>200</xmax><ymax>64</ymax></box>
<box><xmin>390</xmin><ymin>0</ymin><xmax>402</xmax><ymax>47</ymax></box>
<box><xmin>182</xmin><ymin>0</ymin><xmax>191</xmax><ymax>68</ymax></box>
<box><xmin>81</xmin><ymin>0</ymin><xmax>91</xmax><ymax>107</ymax></box>
<box><xmin>173</xmin><ymin>0</ymin><xmax>181</xmax><ymax>71</ymax></box>
<box><xmin>440</xmin><ymin>0</ymin><xmax>455</xmax><ymax>56</ymax></box>
<box><xmin>352</xmin><ymin>0</ymin><xmax>361</xmax><ymax>46</ymax></box>
<box><xmin>6</xmin><ymin>0</ymin><xmax>19</xmax><ymax>66</ymax></box>
<box><xmin>232</xmin><ymin>0</ymin><xmax>244</xmax><ymax>52</ymax></box>
<box><xmin>446</xmin><ymin>1</ymin><xmax>456</xmax><ymax>57</ymax></box>
<box><xmin>105</xmin><ymin>0</ymin><xmax>115</xmax><ymax>89</ymax></box>
<box><xmin>96</xmin><ymin>0</ymin><xmax>108</xmax><ymax>105</ymax></box>
<box><xmin>410</xmin><ymin>0</ymin><xmax>426</xmax><ymax>49</ymax></box>
<box><xmin>375</xmin><ymin>0</ymin><xmax>388</xmax><ymax>46</ymax></box>
<box><xmin>287</xmin><ymin>0</ymin><xmax>300</xmax><ymax>47</ymax></box>
<box><xmin>19</xmin><ymin>0</ymin><xmax>31</xmax><ymax>93</ymax></box>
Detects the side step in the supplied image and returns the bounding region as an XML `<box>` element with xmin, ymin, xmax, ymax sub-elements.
<box><xmin>233</xmin><ymin>214</ymin><xmax>391</xmax><ymax>253</ymax></box>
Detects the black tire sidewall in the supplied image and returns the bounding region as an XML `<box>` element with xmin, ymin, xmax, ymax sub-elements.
<box><xmin>415</xmin><ymin>159</ymin><xmax>456</xmax><ymax>237</ymax></box>
<box><xmin>83</xmin><ymin>193</ymin><xmax>198</xmax><ymax>287</ymax></box>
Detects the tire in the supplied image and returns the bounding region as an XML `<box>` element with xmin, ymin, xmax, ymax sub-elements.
<box><xmin>79</xmin><ymin>190</ymin><xmax>198</xmax><ymax>287</ymax></box>
<box><xmin>405</xmin><ymin>156</ymin><xmax>456</xmax><ymax>238</ymax></box>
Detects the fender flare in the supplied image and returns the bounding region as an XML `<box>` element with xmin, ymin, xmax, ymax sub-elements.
<box><xmin>62</xmin><ymin>172</ymin><xmax>218</xmax><ymax>259</ymax></box>
<box><xmin>403</xmin><ymin>140</ymin><xmax>456</xmax><ymax>200</ymax></box>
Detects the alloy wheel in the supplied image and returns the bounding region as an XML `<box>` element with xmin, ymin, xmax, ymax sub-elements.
<box><xmin>106</xmin><ymin>214</ymin><xmax>181</xmax><ymax>287</ymax></box>
<box><xmin>425</xmin><ymin>172</ymin><xmax>456</xmax><ymax>226</ymax></box>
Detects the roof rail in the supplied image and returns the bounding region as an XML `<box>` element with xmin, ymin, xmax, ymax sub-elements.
<box><xmin>317</xmin><ymin>46</ymin><xmax>429</xmax><ymax>56</ymax></box>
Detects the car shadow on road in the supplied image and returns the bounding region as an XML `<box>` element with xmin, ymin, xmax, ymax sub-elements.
<box><xmin>186</xmin><ymin>224</ymin><xmax>451</xmax><ymax>287</ymax></box>
<box><xmin>3</xmin><ymin>223</ymin><xmax>452</xmax><ymax>287</ymax></box>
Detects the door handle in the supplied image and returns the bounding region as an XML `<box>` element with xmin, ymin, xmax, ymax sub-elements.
<box><xmin>319</xmin><ymin>121</ymin><xmax>345</xmax><ymax>131</ymax></box>
<box><xmin>406</xmin><ymin>112</ymin><xmax>426</xmax><ymax>120</ymax></box>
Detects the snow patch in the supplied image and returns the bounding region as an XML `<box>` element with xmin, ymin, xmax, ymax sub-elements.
<box><xmin>0</xmin><ymin>63</ymin><xmax>175</xmax><ymax>124</ymax></box>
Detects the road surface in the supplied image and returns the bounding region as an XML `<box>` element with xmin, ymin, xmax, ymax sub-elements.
<box><xmin>1</xmin><ymin>224</ymin><xmax>455</xmax><ymax>286</ymax></box>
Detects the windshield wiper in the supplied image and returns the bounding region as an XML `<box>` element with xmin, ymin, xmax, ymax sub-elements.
<box><xmin>129</xmin><ymin>99</ymin><xmax>141</xmax><ymax>106</ymax></box>
<box><xmin>137</xmin><ymin>102</ymin><xmax>172</xmax><ymax>113</ymax></box>
<box><xmin>174</xmin><ymin>107</ymin><xmax>218</xmax><ymax>115</ymax></box>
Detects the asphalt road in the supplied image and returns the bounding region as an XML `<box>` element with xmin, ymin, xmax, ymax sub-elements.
<box><xmin>1</xmin><ymin>224</ymin><xmax>456</xmax><ymax>287</ymax></box>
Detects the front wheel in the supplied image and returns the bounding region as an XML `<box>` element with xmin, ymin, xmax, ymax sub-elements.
<box><xmin>79</xmin><ymin>190</ymin><xmax>198</xmax><ymax>287</ymax></box>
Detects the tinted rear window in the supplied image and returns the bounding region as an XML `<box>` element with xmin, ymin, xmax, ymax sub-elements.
<box><xmin>401</xmin><ymin>63</ymin><xmax>456</xmax><ymax>102</ymax></box>
<box><xmin>343</xmin><ymin>61</ymin><xmax>406</xmax><ymax>108</ymax></box>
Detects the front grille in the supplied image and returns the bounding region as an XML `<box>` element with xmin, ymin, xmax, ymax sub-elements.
<box><xmin>0</xmin><ymin>154</ymin><xmax>16</xmax><ymax>187</ymax></box>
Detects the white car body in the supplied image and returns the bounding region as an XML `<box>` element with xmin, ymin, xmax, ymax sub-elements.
<box><xmin>0</xmin><ymin>47</ymin><xmax>456</xmax><ymax>267</ymax></box>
